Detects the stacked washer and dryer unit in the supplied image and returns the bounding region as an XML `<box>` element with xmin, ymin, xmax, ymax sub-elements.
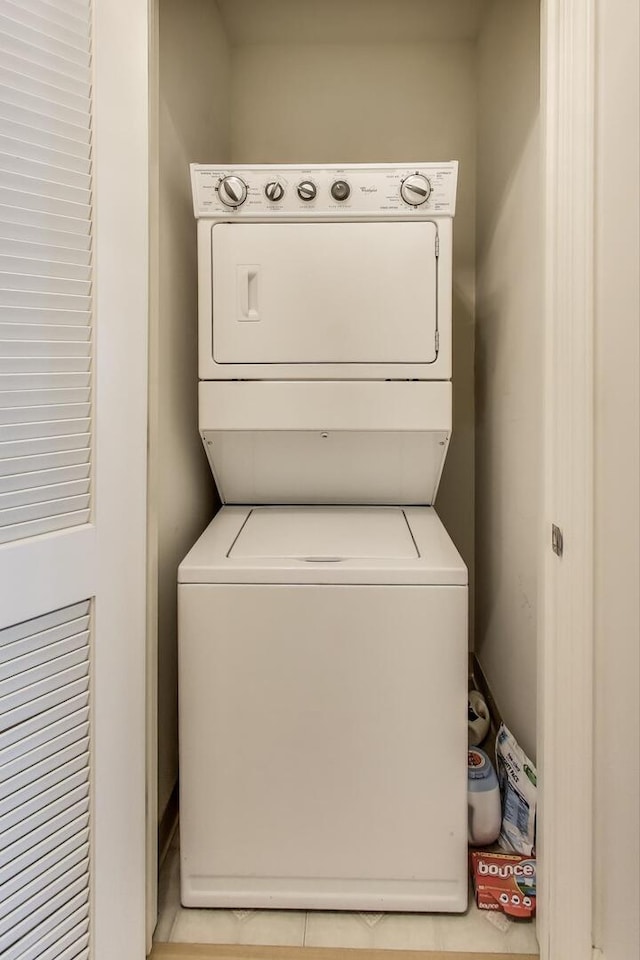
<box><xmin>179</xmin><ymin>163</ymin><xmax>468</xmax><ymax>913</ymax></box>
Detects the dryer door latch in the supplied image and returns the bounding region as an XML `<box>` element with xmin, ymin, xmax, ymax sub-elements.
<box><xmin>551</xmin><ymin>523</ymin><xmax>564</xmax><ymax>557</ymax></box>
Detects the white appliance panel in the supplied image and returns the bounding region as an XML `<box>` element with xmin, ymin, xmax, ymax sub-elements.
<box><xmin>212</xmin><ymin>222</ymin><xmax>437</xmax><ymax>365</ymax></box>
<box><xmin>229</xmin><ymin>506</ymin><xmax>418</xmax><ymax>560</ymax></box>
<box><xmin>178</xmin><ymin>506</ymin><xmax>468</xmax><ymax>587</ymax></box>
<box><xmin>178</xmin><ymin>581</ymin><xmax>468</xmax><ymax>912</ymax></box>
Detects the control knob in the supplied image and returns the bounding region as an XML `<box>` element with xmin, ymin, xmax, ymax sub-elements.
<box><xmin>331</xmin><ymin>179</ymin><xmax>351</xmax><ymax>201</ymax></box>
<box><xmin>400</xmin><ymin>173</ymin><xmax>431</xmax><ymax>206</ymax></box>
<box><xmin>265</xmin><ymin>181</ymin><xmax>284</xmax><ymax>202</ymax></box>
<box><xmin>297</xmin><ymin>180</ymin><xmax>317</xmax><ymax>201</ymax></box>
<box><xmin>218</xmin><ymin>175</ymin><xmax>248</xmax><ymax>207</ymax></box>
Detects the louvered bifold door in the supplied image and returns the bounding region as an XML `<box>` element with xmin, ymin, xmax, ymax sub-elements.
<box><xmin>0</xmin><ymin>0</ymin><xmax>92</xmax><ymax>545</ymax></box>
<box><xmin>0</xmin><ymin>602</ymin><xmax>91</xmax><ymax>960</ymax></box>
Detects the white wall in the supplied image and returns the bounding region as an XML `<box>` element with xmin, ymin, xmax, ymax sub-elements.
<box><xmin>153</xmin><ymin>0</ymin><xmax>230</xmax><ymax>825</ymax></box>
<box><xmin>592</xmin><ymin>0</ymin><xmax>640</xmax><ymax>955</ymax></box>
<box><xmin>474</xmin><ymin>0</ymin><xmax>541</xmax><ymax>761</ymax></box>
<box><xmin>229</xmin><ymin>40</ymin><xmax>477</xmax><ymax>633</ymax></box>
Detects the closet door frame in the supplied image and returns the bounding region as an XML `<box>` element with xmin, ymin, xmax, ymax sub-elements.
<box><xmin>539</xmin><ymin>1</ymin><xmax>596</xmax><ymax>959</ymax></box>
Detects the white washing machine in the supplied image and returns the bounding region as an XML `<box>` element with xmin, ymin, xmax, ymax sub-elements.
<box><xmin>179</xmin><ymin>163</ymin><xmax>468</xmax><ymax>913</ymax></box>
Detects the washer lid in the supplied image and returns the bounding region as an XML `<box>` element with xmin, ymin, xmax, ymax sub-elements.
<box><xmin>179</xmin><ymin>506</ymin><xmax>467</xmax><ymax>586</ymax></box>
<box><xmin>229</xmin><ymin>507</ymin><xmax>418</xmax><ymax>561</ymax></box>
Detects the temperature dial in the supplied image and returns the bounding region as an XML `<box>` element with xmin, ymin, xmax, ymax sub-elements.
<box><xmin>265</xmin><ymin>181</ymin><xmax>284</xmax><ymax>202</ymax></box>
<box><xmin>331</xmin><ymin>180</ymin><xmax>351</xmax><ymax>201</ymax></box>
<box><xmin>297</xmin><ymin>180</ymin><xmax>317</xmax><ymax>201</ymax></box>
<box><xmin>400</xmin><ymin>174</ymin><xmax>431</xmax><ymax>206</ymax></box>
<box><xmin>218</xmin><ymin>175</ymin><xmax>248</xmax><ymax>207</ymax></box>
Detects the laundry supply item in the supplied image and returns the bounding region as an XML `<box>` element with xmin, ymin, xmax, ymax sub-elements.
<box><xmin>470</xmin><ymin>850</ymin><xmax>536</xmax><ymax>919</ymax></box>
<box><xmin>468</xmin><ymin>689</ymin><xmax>490</xmax><ymax>745</ymax></box>
<box><xmin>468</xmin><ymin>747</ymin><xmax>501</xmax><ymax>846</ymax></box>
<box><xmin>495</xmin><ymin>723</ymin><xmax>537</xmax><ymax>856</ymax></box>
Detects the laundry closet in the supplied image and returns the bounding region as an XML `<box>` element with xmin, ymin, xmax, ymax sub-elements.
<box><xmin>151</xmin><ymin>0</ymin><xmax>542</xmax><ymax>941</ymax></box>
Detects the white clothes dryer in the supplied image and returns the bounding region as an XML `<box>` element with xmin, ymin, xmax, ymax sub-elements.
<box><xmin>179</xmin><ymin>163</ymin><xmax>468</xmax><ymax>913</ymax></box>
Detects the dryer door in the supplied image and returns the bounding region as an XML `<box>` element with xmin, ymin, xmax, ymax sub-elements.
<box><xmin>211</xmin><ymin>221</ymin><xmax>438</xmax><ymax>365</ymax></box>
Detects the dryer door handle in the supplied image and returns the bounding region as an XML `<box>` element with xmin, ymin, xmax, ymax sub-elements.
<box><xmin>238</xmin><ymin>265</ymin><xmax>260</xmax><ymax>321</ymax></box>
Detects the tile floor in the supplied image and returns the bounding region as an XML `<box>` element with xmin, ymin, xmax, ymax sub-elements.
<box><xmin>154</xmin><ymin>833</ymin><xmax>539</xmax><ymax>954</ymax></box>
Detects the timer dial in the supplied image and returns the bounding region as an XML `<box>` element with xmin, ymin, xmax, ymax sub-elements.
<box><xmin>331</xmin><ymin>179</ymin><xmax>351</xmax><ymax>201</ymax></box>
<box><xmin>297</xmin><ymin>180</ymin><xmax>317</xmax><ymax>201</ymax></box>
<box><xmin>400</xmin><ymin>174</ymin><xmax>431</xmax><ymax>206</ymax></box>
<box><xmin>218</xmin><ymin>175</ymin><xmax>248</xmax><ymax>207</ymax></box>
<box><xmin>265</xmin><ymin>181</ymin><xmax>284</xmax><ymax>202</ymax></box>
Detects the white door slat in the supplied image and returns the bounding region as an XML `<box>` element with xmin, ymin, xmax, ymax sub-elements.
<box><xmin>0</xmin><ymin>253</ymin><xmax>90</xmax><ymax>279</ymax></box>
<box><xmin>0</xmin><ymin>219</ymin><xmax>89</xmax><ymax>250</ymax></box>
<box><xmin>0</xmin><ymin>797</ymin><xmax>89</xmax><ymax>872</ymax></box>
<box><xmin>0</xmin><ymin>724</ymin><xmax>88</xmax><ymax>788</ymax></box>
<box><xmin>0</xmin><ymin>735</ymin><xmax>88</xmax><ymax>804</ymax></box>
<box><xmin>0</xmin><ymin>322</ymin><xmax>90</xmax><ymax>340</ymax></box>
<box><xmin>0</xmin><ymin>137</ymin><xmax>89</xmax><ymax>180</ymax></box>
<box><xmin>0</xmin><ymin>28</ymin><xmax>90</xmax><ymax>83</ymax></box>
<box><xmin>0</xmin><ymin>81</ymin><xmax>88</xmax><ymax>128</ymax></box>
<box><xmin>0</xmin><ymin>813</ymin><xmax>88</xmax><ymax>888</ymax></box>
<box><xmin>0</xmin><ymin>431</ymin><xmax>90</xmax><ymax>459</ymax></box>
<box><xmin>0</xmin><ymin>339</ymin><xmax>89</xmax><ymax>356</ymax></box>
<box><xmin>7</xmin><ymin>905</ymin><xmax>89</xmax><ymax>960</ymax></box>
<box><xmin>0</xmin><ymin>492</ymin><xmax>89</xmax><ymax>528</ymax></box>
<box><xmin>0</xmin><ymin>308</ymin><xmax>90</xmax><ymax>328</ymax></box>
<box><xmin>0</xmin><ymin>203</ymin><xmax>90</xmax><ymax>237</ymax></box>
<box><xmin>0</xmin><ymin>149</ymin><xmax>91</xmax><ymax>192</ymax></box>
<box><xmin>0</xmin><ymin>477</ymin><xmax>89</xmax><ymax>509</ymax></box>
<box><xmin>0</xmin><ymin>97</ymin><xmax>90</xmax><ymax>147</ymax></box>
<box><xmin>0</xmin><ymin>1</ymin><xmax>89</xmax><ymax>52</ymax></box>
<box><xmin>0</xmin><ymin>848</ymin><xmax>88</xmax><ymax>931</ymax></box>
<box><xmin>0</xmin><ymin>447</ymin><xmax>90</xmax><ymax>478</ymax></box>
<box><xmin>0</xmin><ymin>885</ymin><xmax>88</xmax><ymax>959</ymax></box>
<box><xmin>0</xmin><ymin>10</ymin><xmax>89</xmax><ymax>66</ymax></box>
<box><xmin>0</xmin><ymin>783</ymin><xmax>89</xmax><ymax>857</ymax></box>
<box><xmin>0</xmin><ymin>646</ymin><xmax>88</xmax><ymax>700</ymax></box>
<box><xmin>0</xmin><ymin>180</ymin><xmax>89</xmax><ymax>215</ymax></box>
<box><xmin>0</xmin><ymin>508</ymin><xmax>89</xmax><ymax>544</ymax></box>
<box><xmin>0</xmin><ymin>403</ymin><xmax>91</xmax><ymax>434</ymax></box>
<box><xmin>0</xmin><ymin>372</ymin><xmax>90</xmax><ymax>391</ymax></box>
<box><xmin>0</xmin><ymin>770</ymin><xmax>88</xmax><ymax>840</ymax></box>
<box><xmin>0</xmin><ymin>272</ymin><xmax>91</xmax><ymax>297</ymax></box>
<box><xmin>11</xmin><ymin>0</ymin><xmax>89</xmax><ymax>38</ymax></box>
<box><xmin>0</xmin><ymin>675</ymin><xmax>88</xmax><ymax>735</ymax></box>
<box><xmin>0</xmin><ymin>837</ymin><xmax>88</xmax><ymax>917</ymax></box>
<box><xmin>0</xmin><ymin>463</ymin><xmax>89</xmax><ymax>495</ymax></box>
<box><xmin>0</xmin><ymin>863</ymin><xmax>89</xmax><ymax>952</ymax></box>
<box><xmin>0</xmin><ymin>664</ymin><xmax>89</xmax><ymax>729</ymax></box>
<box><xmin>0</xmin><ymin>389</ymin><xmax>90</xmax><ymax>409</ymax></box>
<box><xmin>0</xmin><ymin>238</ymin><xmax>90</xmax><ymax>266</ymax></box>
<box><xmin>0</xmin><ymin>66</ymin><xmax>88</xmax><ymax>117</ymax></box>
<box><xmin>0</xmin><ymin>288</ymin><xmax>90</xmax><ymax>310</ymax></box>
<box><xmin>0</xmin><ymin>359</ymin><xmax>90</xmax><ymax>376</ymax></box>
<box><xmin>0</xmin><ymin>630</ymin><xmax>88</xmax><ymax>680</ymax></box>
<box><xmin>0</xmin><ymin>115</ymin><xmax>90</xmax><ymax>161</ymax></box>
<box><xmin>0</xmin><ymin>418</ymin><xmax>90</xmax><ymax>441</ymax></box>
<box><xmin>0</xmin><ymin>615</ymin><xmax>88</xmax><ymax>662</ymax></box>
<box><xmin>0</xmin><ymin>168</ymin><xmax>90</xmax><ymax>205</ymax></box>
<box><xmin>0</xmin><ymin>755</ymin><xmax>87</xmax><ymax>822</ymax></box>
<box><xmin>0</xmin><ymin>48</ymin><xmax>89</xmax><ymax>100</ymax></box>
<box><xmin>0</xmin><ymin>601</ymin><xmax>88</xmax><ymax>648</ymax></box>
<box><xmin>0</xmin><ymin>688</ymin><xmax>87</xmax><ymax>753</ymax></box>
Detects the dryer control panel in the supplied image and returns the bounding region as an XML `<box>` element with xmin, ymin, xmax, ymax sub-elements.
<box><xmin>191</xmin><ymin>162</ymin><xmax>458</xmax><ymax>219</ymax></box>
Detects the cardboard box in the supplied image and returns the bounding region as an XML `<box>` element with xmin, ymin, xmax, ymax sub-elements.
<box><xmin>470</xmin><ymin>850</ymin><xmax>536</xmax><ymax>919</ymax></box>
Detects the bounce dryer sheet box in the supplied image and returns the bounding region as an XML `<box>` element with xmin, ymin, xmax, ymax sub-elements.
<box><xmin>470</xmin><ymin>850</ymin><xmax>536</xmax><ymax>919</ymax></box>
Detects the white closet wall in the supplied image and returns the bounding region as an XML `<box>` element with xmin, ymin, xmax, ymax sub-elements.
<box><xmin>154</xmin><ymin>0</ymin><xmax>230</xmax><ymax>825</ymax></box>
<box><xmin>474</xmin><ymin>0</ymin><xmax>541</xmax><ymax>761</ymax></box>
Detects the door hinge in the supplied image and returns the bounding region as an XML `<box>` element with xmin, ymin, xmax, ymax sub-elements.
<box><xmin>435</xmin><ymin>330</ymin><xmax>440</xmax><ymax>352</ymax></box>
<box><xmin>552</xmin><ymin>523</ymin><xmax>564</xmax><ymax>557</ymax></box>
